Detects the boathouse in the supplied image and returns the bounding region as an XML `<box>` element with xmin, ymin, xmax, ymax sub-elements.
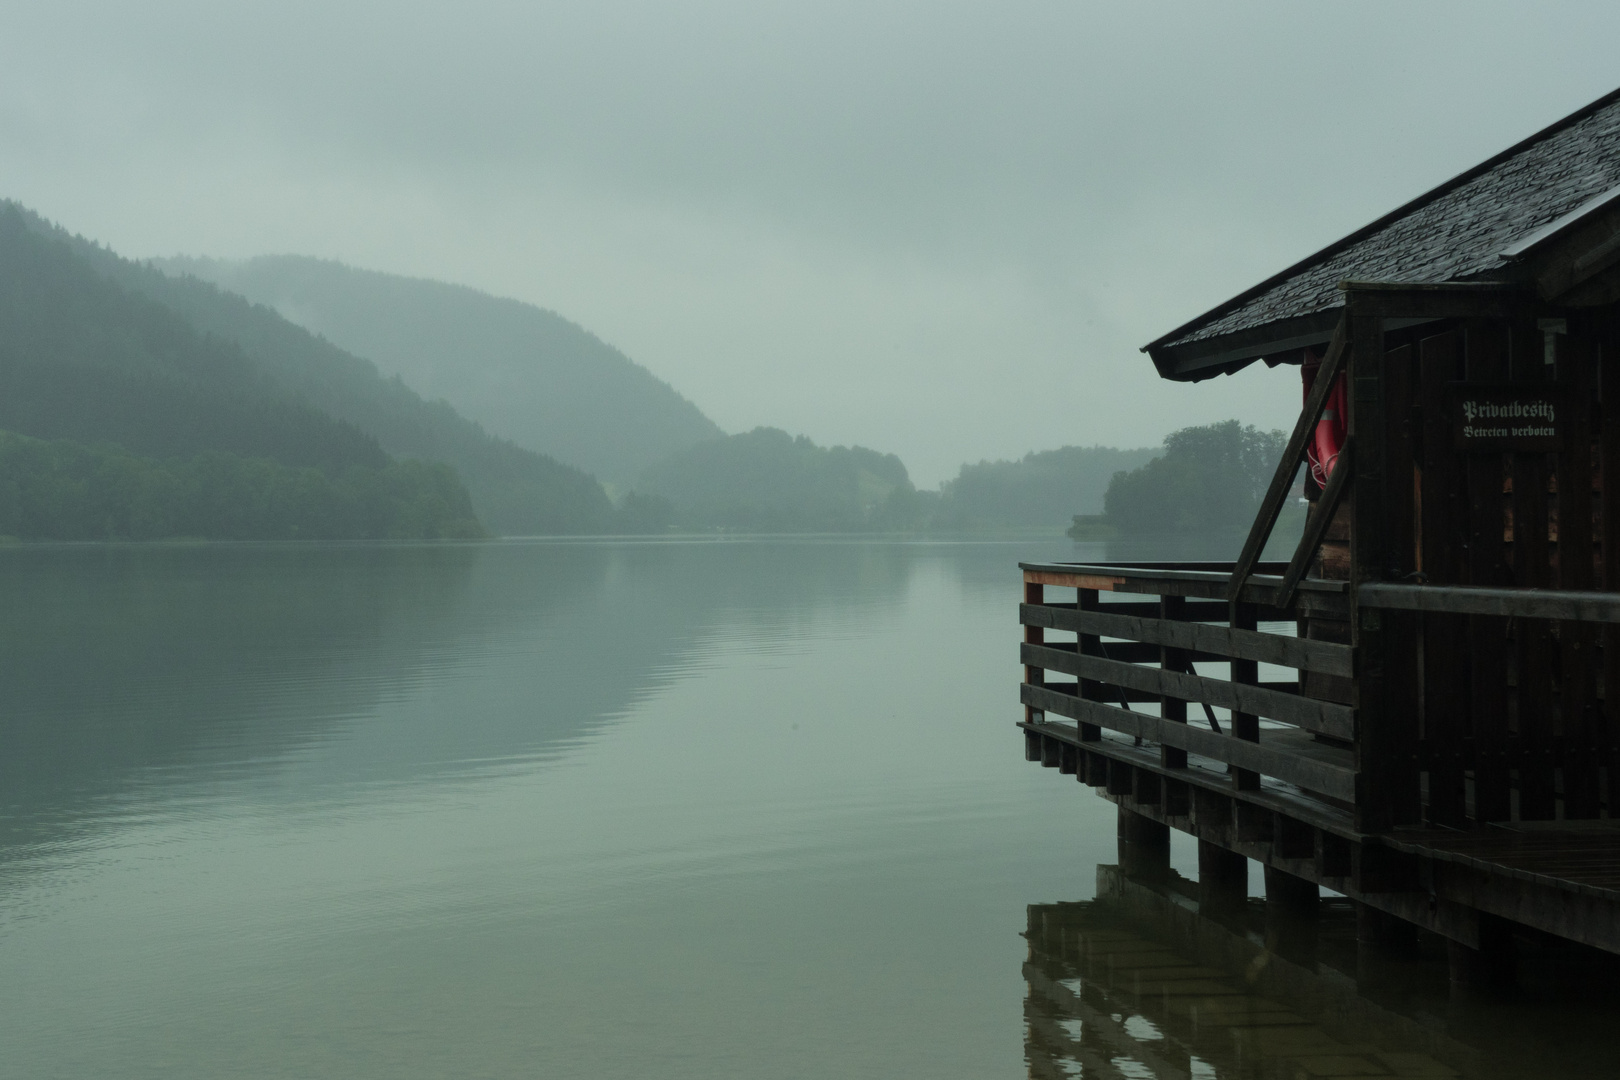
<box><xmin>1020</xmin><ymin>87</ymin><xmax>1620</xmax><ymax>981</ymax></box>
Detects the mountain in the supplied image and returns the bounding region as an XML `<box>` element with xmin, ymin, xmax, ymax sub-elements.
<box><xmin>0</xmin><ymin>204</ymin><xmax>482</xmax><ymax>539</ymax></box>
<box><xmin>0</xmin><ymin>432</ymin><xmax>482</xmax><ymax>541</ymax></box>
<box><xmin>635</xmin><ymin>427</ymin><xmax>928</xmax><ymax>532</ymax></box>
<box><xmin>0</xmin><ymin>207</ymin><xmax>386</xmax><ymax>471</ymax></box>
<box><xmin>933</xmin><ymin>445</ymin><xmax>1160</xmax><ymax>529</ymax></box>
<box><xmin>6</xmin><ymin>205</ymin><xmax>620</xmax><ymax>534</ymax></box>
<box><xmin>156</xmin><ymin>255</ymin><xmax>724</xmax><ymax>485</ymax></box>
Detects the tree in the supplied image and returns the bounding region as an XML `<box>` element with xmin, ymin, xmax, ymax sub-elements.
<box><xmin>1103</xmin><ymin>421</ymin><xmax>1287</xmax><ymax>534</ymax></box>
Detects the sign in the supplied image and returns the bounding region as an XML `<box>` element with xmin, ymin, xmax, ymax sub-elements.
<box><xmin>1450</xmin><ymin>384</ymin><xmax>1574</xmax><ymax>453</ymax></box>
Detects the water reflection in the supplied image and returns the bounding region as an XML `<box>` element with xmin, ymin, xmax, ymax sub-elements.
<box><xmin>1026</xmin><ymin>864</ymin><xmax>1620</xmax><ymax>1079</ymax></box>
<box><xmin>3</xmin><ymin>536</ymin><xmax>1102</xmax><ymax>1080</ymax></box>
<box><xmin>0</xmin><ymin>539</ymin><xmax>941</xmax><ymax>859</ymax></box>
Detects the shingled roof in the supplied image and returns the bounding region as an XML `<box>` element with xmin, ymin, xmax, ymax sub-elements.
<box><xmin>1145</xmin><ymin>86</ymin><xmax>1620</xmax><ymax>380</ymax></box>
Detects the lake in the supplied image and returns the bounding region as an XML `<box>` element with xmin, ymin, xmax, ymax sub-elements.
<box><xmin>0</xmin><ymin>538</ymin><xmax>1613</xmax><ymax>1078</ymax></box>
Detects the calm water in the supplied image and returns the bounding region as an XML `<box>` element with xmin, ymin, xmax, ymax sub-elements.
<box><xmin>0</xmin><ymin>537</ymin><xmax>1611</xmax><ymax>1079</ymax></box>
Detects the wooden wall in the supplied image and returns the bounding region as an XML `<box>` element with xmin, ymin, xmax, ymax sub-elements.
<box><xmin>1365</xmin><ymin>313</ymin><xmax>1619</xmax><ymax>825</ymax></box>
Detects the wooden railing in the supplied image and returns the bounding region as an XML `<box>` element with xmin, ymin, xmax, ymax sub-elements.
<box><xmin>1024</xmin><ymin>565</ymin><xmax>1620</xmax><ymax>832</ymax></box>
<box><xmin>1020</xmin><ymin>561</ymin><xmax>1355</xmax><ymax>808</ymax></box>
<box><xmin>1356</xmin><ymin>581</ymin><xmax>1620</xmax><ymax>826</ymax></box>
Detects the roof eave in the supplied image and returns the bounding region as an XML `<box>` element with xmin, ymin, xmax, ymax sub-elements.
<box><xmin>1146</xmin><ymin>308</ymin><xmax>1342</xmax><ymax>382</ymax></box>
<box><xmin>1142</xmin><ymin>84</ymin><xmax>1620</xmax><ymax>357</ymax></box>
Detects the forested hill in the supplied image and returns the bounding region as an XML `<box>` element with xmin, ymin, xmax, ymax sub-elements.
<box><xmin>0</xmin><ymin>207</ymin><xmax>386</xmax><ymax>471</ymax></box>
<box><xmin>933</xmin><ymin>445</ymin><xmax>1159</xmax><ymax>529</ymax></box>
<box><xmin>0</xmin><ymin>206</ymin><xmax>482</xmax><ymax>539</ymax></box>
<box><xmin>6</xmin><ymin>204</ymin><xmax>618</xmax><ymax>534</ymax></box>
<box><xmin>158</xmin><ymin>255</ymin><xmax>724</xmax><ymax>485</ymax></box>
<box><xmin>634</xmin><ymin>427</ymin><xmax>928</xmax><ymax>532</ymax></box>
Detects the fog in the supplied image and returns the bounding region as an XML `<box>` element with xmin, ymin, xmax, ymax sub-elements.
<box><xmin>2</xmin><ymin>1</ymin><xmax>1617</xmax><ymax>483</ymax></box>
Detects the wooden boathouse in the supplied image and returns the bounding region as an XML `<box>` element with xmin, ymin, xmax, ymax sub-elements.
<box><xmin>1020</xmin><ymin>87</ymin><xmax>1620</xmax><ymax>984</ymax></box>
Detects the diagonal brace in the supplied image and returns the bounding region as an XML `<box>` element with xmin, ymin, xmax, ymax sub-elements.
<box><xmin>1274</xmin><ymin>438</ymin><xmax>1354</xmax><ymax>611</ymax></box>
<box><xmin>1228</xmin><ymin>314</ymin><xmax>1348</xmax><ymax>604</ymax></box>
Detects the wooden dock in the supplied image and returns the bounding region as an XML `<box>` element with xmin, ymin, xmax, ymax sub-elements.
<box><xmin>1019</xmin><ymin>89</ymin><xmax>1620</xmax><ymax>985</ymax></box>
<box><xmin>1019</xmin><ymin>555</ymin><xmax>1620</xmax><ymax>976</ymax></box>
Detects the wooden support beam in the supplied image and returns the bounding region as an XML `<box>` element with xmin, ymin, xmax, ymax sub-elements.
<box><xmin>1419</xmin><ymin>327</ymin><xmax>1468</xmax><ymax>827</ymax></box>
<box><xmin>1358</xmin><ymin>582</ymin><xmax>1620</xmax><ymax>622</ymax></box>
<box><xmin>1275</xmin><ymin>438</ymin><xmax>1355</xmax><ymax>611</ymax></box>
<box><xmin>1229</xmin><ymin>316</ymin><xmax>1350</xmax><ymax>602</ymax></box>
<box><xmin>1117</xmin><ymin>805</ymin><xmax>1170</xmax><ymax>883</ymax></box>
<box><xmin>1198</xmin><ymin>840</ymin><xmax>1248</xmax><ymax>918</ymax></box>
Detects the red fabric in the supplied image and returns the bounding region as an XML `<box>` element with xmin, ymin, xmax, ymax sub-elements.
<box><xmin>1302</xmin><ymin>353</ymin><xmax>1345</xmax><ymax>486</ymax></box>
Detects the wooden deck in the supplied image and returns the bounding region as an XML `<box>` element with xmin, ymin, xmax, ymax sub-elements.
<box><xmin>1036</xmin><ymin>129</ymin><xmax>1620</xmax><ymax>997</ymax></box>
<box><xmin>1018</xmin><ymin>557</ymin><xmax>1620</xmax><ymax>965</ymax></box>
<box><xmin>1386</xmin><ymin>821</ymin><xmax>1620</xmax><ymax>904</ymax></box>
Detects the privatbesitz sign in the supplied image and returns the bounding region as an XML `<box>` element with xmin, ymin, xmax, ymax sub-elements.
<box><xmin>1451</xmin><ymin>384</ymin><xmax>1573</xmax><ymax>452</ymax></box>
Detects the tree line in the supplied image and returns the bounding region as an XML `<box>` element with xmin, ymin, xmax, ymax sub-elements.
<box><xmin>1100</xmin><ymin>420</ymin><xmax>1288</xmax><ymax>534</ymax></box>
<box><xmin>6</xmin><ymin>202</ymin><xmax>621</xmax><ymax>535</ymax></box>
<box><xmin>0</xmin><ymin>431</ymin><xmax>483</xmax><ymax>541</ymax></box>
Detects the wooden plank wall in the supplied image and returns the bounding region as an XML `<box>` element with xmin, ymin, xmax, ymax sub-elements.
<box><xmin>1557</xmin><ymin>328</ymin><xmax>1600</xmax><ymax>818</ymax></box>
<box><xmin>1463</xmin><ymin>320</ymin><xmax>1513</xmax><ymax>823</ymax></box>
<box><xmin>1604</xmin><ymin>318</ymin><xmax>1620</xmax><ymax>824</ymax></box>
<box><xmin>1510</xmin><ymin>322</ymin><xmax>1557</xmax><ymax>821</ymax></box>
<box><xmin>1419</xmin><ymin>328</ymin><xmax>1469</xmax><ymax>826</ymax></box>
<box><xmin>1403</xmin><ymin>317</ymin><xmax>1612</xmax><ymax>826</ymax></box>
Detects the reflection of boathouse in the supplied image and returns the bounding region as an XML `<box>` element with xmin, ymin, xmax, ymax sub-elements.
<box><xmin>1026</xmin><ymin>865</ymin><xmax>1618</xmax><ymax>1079</ymax></box>
<box><xmin>1020</xmin><ymin>88</ymin><xmax>1620</xmax><ymax>986</ymax></box>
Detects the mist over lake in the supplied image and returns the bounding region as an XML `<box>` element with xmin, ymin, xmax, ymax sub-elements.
<box><xmin>0</xmin><ymin>537</ymin><xmax>1104</xmax><ymax>1077</ymax></box>
<box><xmin>8</xmin><ymin>4</ymin><xmax>1620</xmax><ymax>1076</ymax></box>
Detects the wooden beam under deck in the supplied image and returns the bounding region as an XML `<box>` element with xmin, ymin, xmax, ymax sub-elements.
<box><xmin>1021</xmin><ymin>719</ymin><xmax>1620</xmax><ymax>956</ymax></box>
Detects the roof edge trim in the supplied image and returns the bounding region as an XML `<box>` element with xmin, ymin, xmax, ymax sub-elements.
<box><xmin>1147</xmin><ymin>308</ymin><xmax>1341</xmax><ymax>382</ymax></box>
<box><xmin>1499</xmin><ymin>182</ymin><xmax>1620</xmax><ymax>260</ymax></box>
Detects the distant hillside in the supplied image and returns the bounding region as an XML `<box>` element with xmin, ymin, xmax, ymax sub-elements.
<box><xmin>6</xmin><ymin>206</ymin><xmax>620</xmax><ymax>534</ymax></box>
<box><xmin>934</xmin><ymin>445</ymin><xmax>1160</xmax><ymax>529</ymax></box>
<box><xmin>0</xmin><ymin>205</ymin><xmax>482</xmax><ymax>540</ymax></box>
<box><xmin>636</xmin><ymin>428</ymin><xmax>928</xmax><ymax>532</ymax></box>
<box><xmin>1103</xmin><ymin>421</ymin><xmax>1287</xmax><ymax>533</ymax></box>
<box><xmin>0</xmin><ymin>206</ymin><xmax>387</xmax><ymax>472</ymax></box>
<box><xmin>157</xmin><ymin>255</ymin><xmax>724</xmax><ymax>485</ymax></box>
<box><xmin>0</xmin><ymin>431</ymin><xmax>482</xmax><ymax>541</ymax></box>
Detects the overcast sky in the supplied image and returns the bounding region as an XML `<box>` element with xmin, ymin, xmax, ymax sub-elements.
<box><xmin>3</xmin><ymin>2</ymin><xmax>1619</xmax><ymax>484</ymax></box>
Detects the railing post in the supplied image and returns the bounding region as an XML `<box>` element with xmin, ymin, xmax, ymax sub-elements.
<box><xmin>1347</xmin><ymin>297</ymin><xmax>1394</xmax><ymax>834</ymax></box>
<box><xmin>1159</xmin><ymin>594</ymin><xmax>1189</xmax><ymax>770</ymax></box>
<box><xmin>1231</xmin><ymin>601</ymin><xmax>1260</xmax><ymax>790</ymax></box>
<box><xmin>1023</xmin><ymin>578</ymin><xmax>1044</xmax><ymax>726</ymax></box>
<box><xmin>1077</xmin><ymin>587</ymin><xmax>1102</xmax><ymax>742</ymax></box>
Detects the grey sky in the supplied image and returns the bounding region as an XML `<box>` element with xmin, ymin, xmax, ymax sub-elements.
<box><xmin>3</xmin><ymin>2</ymin><xmax>1618</xmax><ymax>484</ymax></box>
